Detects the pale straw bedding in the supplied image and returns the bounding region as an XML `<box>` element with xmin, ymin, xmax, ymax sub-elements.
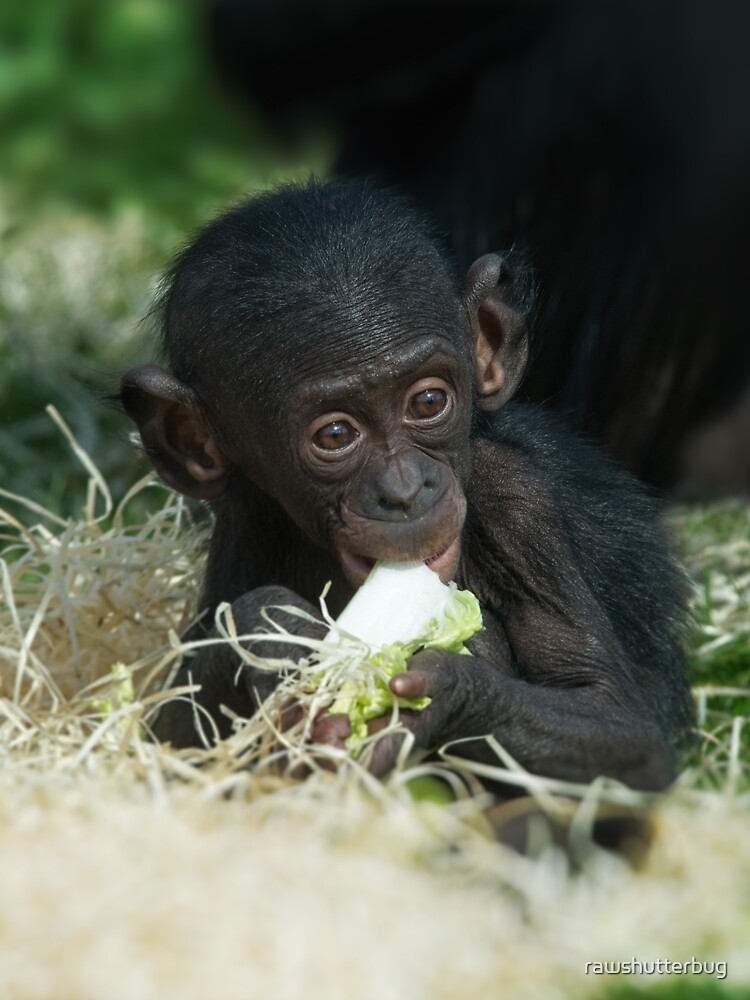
<box><xmin>1</xmin><ymin>409</ymin><xmax>748</xmax><ymax>1000</ymax></box>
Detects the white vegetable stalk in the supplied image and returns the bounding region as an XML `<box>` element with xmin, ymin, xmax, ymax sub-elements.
<box><xmin>318</xmin><ymin>561</ymin><xmax>484</xmax><ymax>748</ymax></box>
<box><xmin>326</xmin><ymin>561</ymin><xmax>457</xmax><ymax>648</ymax></box>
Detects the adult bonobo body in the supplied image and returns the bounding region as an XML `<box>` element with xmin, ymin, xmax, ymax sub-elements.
<box><xmin>120</xmin><ymin>178</ymin><xmax>691</xmax><ymax>792</ymax></box>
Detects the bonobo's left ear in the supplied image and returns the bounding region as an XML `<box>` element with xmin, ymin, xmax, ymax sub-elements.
<box><xmin>463</xmin><ymin>253</ymin><xmax>529</xmax><ymax>411</ymax></box>
<box><xmin>119</xmin><ymin>364</ymin><xmax>232</xmax><ymax>500</ymax></box>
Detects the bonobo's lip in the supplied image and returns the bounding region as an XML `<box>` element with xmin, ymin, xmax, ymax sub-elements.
<box><xmin>424</xmin><ymin>538</ymin><xmax>461</xmax><ymax>581</ymax></box>
<box><xmin>339</xmin><ymin>537</ymin><xmax>461</xmax><ymax>588</ymax></box>
<box><xmin>338</xmin><ymin>551</ymin><xmax>377</xmax><ymax>587</ymax></box>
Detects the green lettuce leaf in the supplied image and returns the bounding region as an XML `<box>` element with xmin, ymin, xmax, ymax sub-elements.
<box><xmin>325</xmin><ymin>566</ymin><xmax>483</xmax><ymax>748</ymax></box>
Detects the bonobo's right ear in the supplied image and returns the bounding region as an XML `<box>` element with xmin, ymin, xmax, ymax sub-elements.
<box><xmin>463</xmin><ymin>253</ymin><xmax>530</xmax><ymax>411</ymax></box>
<box><xmin>119</xmin><ymin>365</ymin><xmax>231</xmax><ymax>499</ymax></box>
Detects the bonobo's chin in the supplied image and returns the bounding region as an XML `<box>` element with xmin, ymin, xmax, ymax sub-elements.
<box><xmin>338</xmin><ymin>537</ymin><xmax>462</xmax><ymax>588</ymax></box>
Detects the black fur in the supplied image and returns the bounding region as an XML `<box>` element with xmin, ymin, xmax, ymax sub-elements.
<box><xmin>120</xmin><ymin>179</ymin><xmax>692</xmax><ymax>821</ymax></box>
<box><xmin>208</xmin><ymin>0</ymin><xmax>750</xmax><ymax>493</ymax></box>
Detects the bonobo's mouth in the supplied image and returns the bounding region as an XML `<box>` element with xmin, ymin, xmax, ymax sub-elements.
<box><xmin>424</xmin><ymin>539</ymin><xmax>461</xmax><ymax>580</ymax></box>
<box><xmin>339</xmin><ymin>537</ymin><xmax>461</xmax><ymax>588</ymax></box>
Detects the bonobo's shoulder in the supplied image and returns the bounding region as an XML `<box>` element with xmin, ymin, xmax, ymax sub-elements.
<box><xmin>474</xmin><ymin>401</ymin><xmax>603</xmax><ymax>465</ymax></box>
<box><xmin>471</xmin><ymin>401</ymin><xmax>660</xmax><ymax>516</ymax></box>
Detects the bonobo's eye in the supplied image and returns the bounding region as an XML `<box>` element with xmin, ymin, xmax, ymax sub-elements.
<box><xmin>407</xmin><ymin>383</ymin><xmax>451</xmax><ymax>421</ymax></box>
<box><xmin>313</xmin><ymin>419</ymin><xmax>358</xmax><ymax>451</ymax></box>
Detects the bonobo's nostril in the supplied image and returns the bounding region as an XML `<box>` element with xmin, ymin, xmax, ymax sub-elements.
<box><xmin>377</xmin><ymin>475</ymin><xmax>440</xmax><ymax>515</ymax></box>
<box><xmin>378</xmin><ymin>495</ymin><xmax>410</xmax><ymax>513</ymax></box>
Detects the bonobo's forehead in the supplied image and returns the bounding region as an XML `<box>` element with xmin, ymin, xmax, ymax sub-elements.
<box><xmin>234</xmin><ymin>306</ymin><xmax>470</xmax><ymax>416</ymax></box>
<box><xmin>291</xmin><ymin>332</ymin><xmax>468</xmax><ymax>408</ymax></box>
<box><xmin>287</xmin><ymin>291</ymin><xmax>465</xmax><ymax>371</ymax></box>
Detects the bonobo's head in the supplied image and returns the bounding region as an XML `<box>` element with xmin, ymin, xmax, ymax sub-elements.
<box><xmin>120</xmin><ymin>178</ymin><xmax>531</xmax><ymax>585</ymax></box>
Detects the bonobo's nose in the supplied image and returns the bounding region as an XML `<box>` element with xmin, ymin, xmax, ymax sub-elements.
<box><xmin>360</xmin><ymin>451</ymin><xmax>443</xmax><ymax>521</ymax></box>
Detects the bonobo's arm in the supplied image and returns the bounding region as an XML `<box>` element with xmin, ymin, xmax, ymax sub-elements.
<box><xmin>382</xmin><ymin>648</ymin><xmax>674</xmax><ymax>790</ymax></box>
<box><xmin>150</xmin><ymin>586</ymin><xmax>326</xmax><ymax>748</ymax></box>
<box><xmin>372</xmin><ymin>432</ymin><xmax>691</xmax><ymax>791</ymax></box>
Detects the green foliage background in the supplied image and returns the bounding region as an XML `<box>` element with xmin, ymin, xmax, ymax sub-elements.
<box><xmin>0</xmin><ymin>0</ymin><xmax>330</xmax><ymax>514</ymax></box>
<box><xmin>0</xmin><ymin>0</ymin><xmax>316</xmax><ymax>223</ymax></box>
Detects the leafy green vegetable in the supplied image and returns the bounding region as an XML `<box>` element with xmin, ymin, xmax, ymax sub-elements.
<box><xmin>324</xmin><ymin>562</ymin><xmax>483</xmax><ymax>746</ymax></box>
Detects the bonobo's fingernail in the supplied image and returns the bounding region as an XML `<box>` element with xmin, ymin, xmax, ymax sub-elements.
<box><xmin>391</xmin><ymin>674</ymin><xmax>420</xmax><ymax>698</ymax></box>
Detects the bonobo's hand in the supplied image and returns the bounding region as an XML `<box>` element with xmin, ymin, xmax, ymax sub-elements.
<box><xmin>283</xmin><ymin>705</ymin><xmax>352</xmax><ymax>778</ymax></box>
<box><xmin>279</xmin><ymin>698</ymin><xmax>351</xmax><ymax>749</ymax></box>
<box><xmin>151</xmin><ymin>585</ymin><xmax>328</xmax><ymax>749</ymax></box>
<box><xmin>309</xmin><ymin>712</ymin><xmax>352</xmax><ymax>748</ymax></box>
<box><xmin>365</xmin><ymin>648</ymin><xmax>503</xmax><ymax>777</ymax></box>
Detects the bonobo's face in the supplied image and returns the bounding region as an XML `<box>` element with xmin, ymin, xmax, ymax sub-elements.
<box><xmin>119</xmin><ymin>250</ymin><xmax>527</xmax><ymax>590</ymax></box>
<box><xmin>240</xmin><ymin>331</ymin><xmax>473</xmax><ymax>586</ymax></box>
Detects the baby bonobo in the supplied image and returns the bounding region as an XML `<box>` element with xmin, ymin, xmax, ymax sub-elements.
<box><xmin>120</xmin><ymin>178</ymin><xmax>691</xmax><ymax>802</ymax></box>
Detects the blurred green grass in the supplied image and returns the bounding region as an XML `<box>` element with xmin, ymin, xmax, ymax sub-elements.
<box><xmin>0</xmin><ymin>0</ymin><xmax>331</xmax><ymax>516</ymax></box>
<box><xmin>0</xmin><ymin>0</ymin><xmax>330</xmax><ymax>225</ymax></box>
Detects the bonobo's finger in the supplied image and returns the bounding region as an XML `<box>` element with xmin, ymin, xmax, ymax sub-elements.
<box><xmin>278</xmin><ymin>698</ymin><xmax>305</xmax><ymax>733</ymax></box>
<box><xmin>364</xmin><ymin>709</ymin><xmax>421</xmax><ymax>777</ymax></box>
<box><xmin>389</xmin><ymin>671</ymin><xmax>430</xmax><ymax>700</ymax></box>
<box><xmin>388</xmin><ymin>648</ymin><xmax>455</xmax><ymax>700</ymax></box>
<box><xmin>311</xmin><ymin>712</ymin><xmax>351</xmax><ymax>748</ymax></box>
<box><xmin>289</xmin><ymin>712</ymin><xmax>352</xmax><ymax>780</ymax></box>
<box><xmin>230</xmin><ymin>585</ymin><xmax>327</xmax><ymax>663</ymax></box>
<box><xmin>365</xmin><ymin>731</ymin><xmax>406</xmax><ymax>777</ymax></box>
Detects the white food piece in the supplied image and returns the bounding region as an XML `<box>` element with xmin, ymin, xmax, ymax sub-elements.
<box><xmin>327</xmin><ymin>561</ymin><xmax>454</xmax><ymax>649</ymax></box>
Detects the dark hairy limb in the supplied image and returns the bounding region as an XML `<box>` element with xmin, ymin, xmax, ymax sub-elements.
<box><xmin>381</xmin><ymin>649</ymin><xmax>674</xmax><ymax>791</ymax></box>
<box><xmin>150</xmin><ymin>586</ymin><xmax>326</xmax><ymax>748</ymax></box>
